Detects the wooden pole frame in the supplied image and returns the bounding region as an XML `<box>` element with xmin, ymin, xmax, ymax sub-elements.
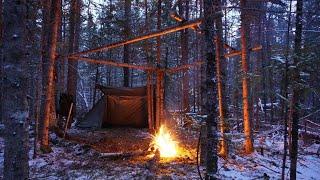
<box><xmin>68</xmin><ymin>56</ymin><xmax>155</xmax><ymax>71</ymax></box>
<box><xmin>147</xmin><ymin>71</ymin><xmax>154</xmax><ymax>131</ymax></box>
<box><xmin>62</xmin><ymin>17</ymin><xmax>263</xmax><ymax>133</ymax></box>
<box><xmin>67</xmin><ymin>44</ymin><xmax>262</xmax><ymax>74</ymax></box>
<box><xmin>68</xmin><ymin>18</ymin><xmax>203</xmax><ymax>57</ymax></box>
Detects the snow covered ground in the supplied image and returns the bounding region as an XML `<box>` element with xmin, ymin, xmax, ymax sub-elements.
<box><xmin>0</xmin><ymin>126</ymin><xmax>319</xmax><ymax>179</ymax></box>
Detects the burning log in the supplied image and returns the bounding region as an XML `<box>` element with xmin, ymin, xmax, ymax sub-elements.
<box><xmin>150</xmin><ymin>125</ymin><xmax>179</xmax><ymax>158</ymax></box>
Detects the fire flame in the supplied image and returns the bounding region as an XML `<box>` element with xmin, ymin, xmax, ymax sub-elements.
<box><xmin>152</xmin><ymin>125</ymin><xmax>178</xmax><ymax>158</ymax></box>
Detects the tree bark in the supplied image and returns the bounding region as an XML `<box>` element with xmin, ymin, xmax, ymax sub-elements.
<box><xmin>0</xmin><ymin>0</ymin><xmax>3</xmax><ymax>123</ymax></box>
<box><xmin>41</xmin><ymin>0</ymin><xmax>62</xmax><ymax>153</ymax></box>
<box><xmin>39</xmin><ymin>0</ymin><xmax>51</xmax><ymax>140</ymax></box>
<box><xmin>179</xmin><ymin>0</ymin><xmax>190</xmax><ymax>113</ymax></box>
<box><xmin>281</xmin><ymin>1</ymin><xmax>292</xmax><ymax>179</ymax></box>
<box><xmin>67</xmin><ymin>0</ymin><xmax>81</xmax><ymax>115</ymax></box>
<box><xmin>123</xmin><ymin>0</ymin><xmax>131</xmax><ymax>87</ymax></box>
<box><xmin>290</xmin><ymin>0</ymin><xmax>303</xmax><ymax>179</ymax></box>
<box><xmin>155</xmin><ymin>0</ymin><xmax>163</xmax><ymax>129</ymax></box>
<box><xmin>240</xmin><ymin>0</ymin><xmax>254</xmax><ymax>154</ymax></box>
<box><xmin>213</xmin><ymin>0</ymin><xmax>228</xmax><ymax>158</ymax></box>
<box><xmin>3</xmin><ymin>0</ymin><xmax>29</xmax><ymax>178</ymax></box>
<box><xmin>203</xmin><ymin>0</ymin><xmax>218</xmax><ymax>178</ymax></box>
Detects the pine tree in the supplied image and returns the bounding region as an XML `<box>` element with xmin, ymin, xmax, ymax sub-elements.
<box><xmin>203</xmin><ymin>0</ymin><xmax>218</xmax><ymax>178</ymax></box>
<box><xmin>41</xmin><ymin>0</ymin><xmax>62</xmax><ymax>153</ymax></box>
<box><xmin>290</xmin><ymin>0</ymin><xmax>304</xmax><ymax>178</ymax></box>
<box><xmin>240</xmin><ymin>0</ymin><xmax>254</xmax><ymax>154</ymax></box>
<box><xmin>3</xmin><ymin>0</ymin><xmax>29</xmax><ymax>178</ymax></box>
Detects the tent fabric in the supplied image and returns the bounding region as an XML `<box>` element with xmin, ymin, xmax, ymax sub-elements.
<box><xmin>97</xmin><ymin>85</ymin><xmax>147</xmax><ymax>96</ymax></box>
<box><xmin>77</xmin><ymin>97</ymin><xmax>105</xmax><ymax>128</ymax></box>
<box><xmin>102</xmin><ymin>95</ymin><xmax>148</xmax><ymax>128</ymax></box>
<box><xmin>77</xmin><ymin>85</ymin><xmax>149</xmax><ymax>129</ymax></box>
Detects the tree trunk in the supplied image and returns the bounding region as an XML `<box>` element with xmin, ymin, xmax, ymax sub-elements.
<box><xmin>203</xmin><ymin>0</ymin><xmax>218</xmax><ymax>178</ymax></box>
<box><xmin>3</xmin><ymin>0</ymin><xmax>29</xmax><ymax>178</ymax></box>
<box><xmin>123</xmin><ymin>0</ymin><xmax>131</xmax><ymax>87</ymax></box>
<box><xmin>67</xmin><ymin>0</ymin><xmax>81</xmax><ymax>115</ymax></box>
<box><xmin>290</xmin><ymin>0</ymin><xmax>303</xmax><ymax>179</ymax></box>
<box><xmin>240</xmin><ymin>0</ymin><xmax>254</xmax><ymax>154</ymax></box>
<box><xmin>41</xmin><ymin>0</ymin><xmax>62</xmax><ymax>153</ymax></box>
<box><xmin>281</xmin><ymin>1</ymin><xmax>293</xmax><ymax>179</ymax></box>
<box><xmin>179</xmin><ymin>0</ymin><xmax>190</xmax><ymax>113</ymax></box>
<box><xmin>0</xmin><ymin>0</ymin><xmax>3</xmax><ymax>123</ymax></box>
<box><xmin>155</xmin><ymin>0</ymin><xmax>163</xmax><ymax>129</ymax></box>
<box><xmin>39</xmin><ymin>0</ymin><xmax>51</xmax><ymax>140</ymax></box>
<box><xmin>213</xmin><ymin>0</ymin><xmax>228</xmax><ymax>158</ymax></box>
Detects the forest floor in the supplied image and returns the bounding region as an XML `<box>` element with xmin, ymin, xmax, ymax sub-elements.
<box><xmin>0</xmin><ymin>122</ymin><xmax>319</xmax><ymax>179</ymax></box>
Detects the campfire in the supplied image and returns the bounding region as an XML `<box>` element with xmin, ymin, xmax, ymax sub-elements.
<box><xmin>151</xmin><ymin>125</ymin><xmax>179</xmax><ymax>158</ymax></box>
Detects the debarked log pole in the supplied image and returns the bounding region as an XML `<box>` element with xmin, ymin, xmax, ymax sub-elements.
<box><xmin>68</xmin><ymin>56</ymin><xmax>155</xmax><ymax>71</ymax></box>
<box><xmin>147</xmin><ymin>71</ymin><xmax>155</xmax><ymax>131</ymax></box>
<box><xmin>155</xmin><ymin>70</ymin><xmax>165</xmax><ymax>130</ymax></box>
<box><xmin>166</xmin><ymin>61</ymin><xmax>204</xmax><ymax>74</ymax></box>
<box><xmin>225</xmin><ymin>45</ymin><xmax>262</xmax><ymax>58</ymax></box>
<box><xmin>69</xmin><ymin>18</ymin><xmax>203</xmax><ymax>57</ymax></box>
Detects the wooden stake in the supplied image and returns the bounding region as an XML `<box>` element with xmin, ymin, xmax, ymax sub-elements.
<box><xmin>63</xmin><ymin>103</ymin><xmax>73</xmax><ymax>139</ymax></box>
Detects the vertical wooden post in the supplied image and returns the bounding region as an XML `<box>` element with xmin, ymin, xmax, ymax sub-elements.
<box><xmin>156</xmin><ymin>70</ymin><xmax>161</xmax><ymax>130</ymax></box>
<box><xmin>160</xmin><ymin>71</ymin><xmax>165</xmax><ymax>125</ymax></box>
<box><xmin>155</xmin><ymin>69</ymin><xmax>165</xmax><ymax>130</ymax></box>
<box><xmin>147</xmin><ymin>71</ymin><xmax>154</xmax><ymax>131</ymax></box>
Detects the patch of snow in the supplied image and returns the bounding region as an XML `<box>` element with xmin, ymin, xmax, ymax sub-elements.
<box><xmin>271</xmin><ymin>55</ymin><xmax>285</xmax><ymax>63</ymax></box>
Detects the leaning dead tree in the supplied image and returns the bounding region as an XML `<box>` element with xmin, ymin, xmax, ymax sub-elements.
<box><xmin>3</xmin><ymin>0</ymin><xmax>29</xmax><ymax>178</ymax></box>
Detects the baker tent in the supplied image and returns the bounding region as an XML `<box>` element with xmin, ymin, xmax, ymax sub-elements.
<box><xmin>77</xmin><ymin>85</ymin><xmax>151</xmax><ymax>129</ymax></box>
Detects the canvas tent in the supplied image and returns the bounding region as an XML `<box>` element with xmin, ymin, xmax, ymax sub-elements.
<box><xmin>77</xmin><ymin>85</ymin><xmax>150</xmax><ymax>129</ymax></box>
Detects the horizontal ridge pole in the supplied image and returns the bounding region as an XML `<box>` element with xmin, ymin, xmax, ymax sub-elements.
<box><xmin>68</xmin><ymin>56</ymin><xmax>155</xmax><ymax>71</ymax></box>
<box><xmin>166</xmin><ymin>61</ymin><xmax>204</xmax><ymax>74</ymax></box>
<box><xmin>68</xmin><ymin>18</ymin><xmax>203</xmax><ymax>57</ymax></box>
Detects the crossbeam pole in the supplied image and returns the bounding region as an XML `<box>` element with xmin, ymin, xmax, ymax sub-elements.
<box><xmin>225</xmin><ymin>45</ymin><xmax>262</xmax><ymax>58</ymax></box>
<box><xmin>68</xmin><ymin>18</ymin><xmax>203</xmax><ymax>57</ymax></box>
<box><xmin>68</xmin><ymin>56</ymin><xmax>155</xmax><ymax>71</ymax></box>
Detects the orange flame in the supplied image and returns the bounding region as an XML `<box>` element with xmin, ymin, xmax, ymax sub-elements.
<box><xmin>152</xmin><ymin>125</ymin><xmax>179</xmax><ymax>158</ymax></box>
